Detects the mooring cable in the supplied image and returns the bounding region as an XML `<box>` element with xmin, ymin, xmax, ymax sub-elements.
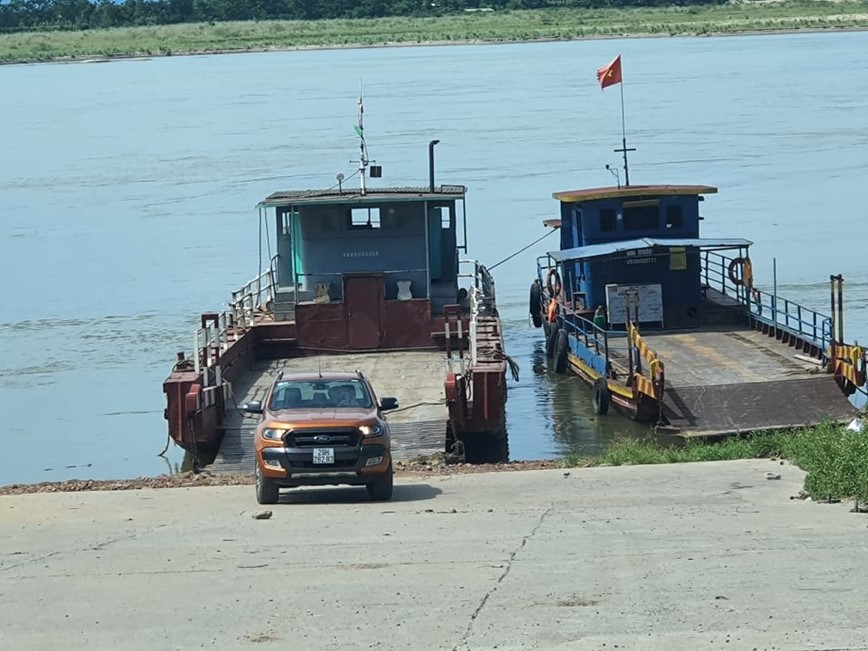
<box><xmin>487</xmin><ymin>228</ymin><xmax>556</xmax><ymax>271</ymax></box>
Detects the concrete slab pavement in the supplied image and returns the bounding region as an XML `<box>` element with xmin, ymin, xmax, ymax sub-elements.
<box><xmin>1</xmin><ymin>459</ymin><xmax>867</xmax><ymax>650</ymax></box>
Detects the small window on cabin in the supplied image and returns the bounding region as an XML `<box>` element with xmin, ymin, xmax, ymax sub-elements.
<box><xmin>600</xmin><ymin>209</ymin><xmax>617</xmax><ymax>232</ymax></box>
<box><xmin>623</xmin><ymin>205</ymin><xmax>659</xmax><ymax>231</ymax></box>
<box><xmin>666</xmin><ymin>206</ymin><xmax>683</xmax><ymax>230</ymax></box>
<box><xmin>349</xmin><ymin>207</ymin><xmax>380</xmax><ymax>229</ymax></box>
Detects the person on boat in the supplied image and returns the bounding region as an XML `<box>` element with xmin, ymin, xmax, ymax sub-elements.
<box><xmin>593</xmin><ymin>305</ymin><xmax>607</xmax><ymax>331</ymax></box>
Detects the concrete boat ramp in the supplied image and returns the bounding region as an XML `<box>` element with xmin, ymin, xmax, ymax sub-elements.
<box><xmin>3</xmin><ymin>460</ymin><xmax>868</xmax><ymax>650</ymax></box>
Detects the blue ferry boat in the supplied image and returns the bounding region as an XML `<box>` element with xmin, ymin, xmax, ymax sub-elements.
<box><xmin>531</xmin><ymin>183</ymin><xmax>866</xmax><ymax>436</ymax></box>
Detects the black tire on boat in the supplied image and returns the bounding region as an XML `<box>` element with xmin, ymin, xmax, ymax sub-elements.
<box><xmin>529</xmin><ymin>281</ymin><xmax>543</xmax><ymax>328</ymax></box>
<box><xmin>366</xmin><ymin>463</ymin><xmax>394</xmax><ymax>501</ymax></box>
<box><xmin>554</xmin><ymin>328</ymin><xmax>569</xmax><ymax>374</ymax></box>
<box><xmin>592</xmin><ymin>378</ymin><xmax>610</xmax><ymax>416</ymax></box>
<box><xmin>545</xmin><ymin>320</ymin><xmax>557</xmax><ymax>359</ymax></box>
<box><xmin>255</xmin><ymin>462</ymin><xmax>279</xmax><ymax>505</ymax></box>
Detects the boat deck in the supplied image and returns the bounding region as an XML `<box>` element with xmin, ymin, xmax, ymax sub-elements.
<box><xmin>641</xmin><ymin>326</ymin><xmax>856</xmax><ymax>437</ymax></box>
<box><xmin>210</xmin><ymin>350</ymin><xmax>449</xmax><ymax>474</ymax></box>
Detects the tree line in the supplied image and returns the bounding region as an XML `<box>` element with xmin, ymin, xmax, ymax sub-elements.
<box><xmin>0</xmin><ymin>0</ymin><xmax>727</xmax><ymax>32</ymax></box>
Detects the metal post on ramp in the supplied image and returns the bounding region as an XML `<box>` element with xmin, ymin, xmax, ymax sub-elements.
<box><xmin>773</xmin><ymin>257</ymin><xmax>777</xmax><ymax>341</ymax></box>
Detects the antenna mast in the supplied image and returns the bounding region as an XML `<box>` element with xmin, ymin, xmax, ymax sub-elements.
<box><xmin>355</xmin><ymin>92</ymin><xmax>369</xmax><ymax>195</ymax></box>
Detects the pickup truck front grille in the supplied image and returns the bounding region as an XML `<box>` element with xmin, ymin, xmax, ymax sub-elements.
<box><xmin>284</xmin><ymin>428</ymin><xmax>360</xmax><ymax>448</ymax></box>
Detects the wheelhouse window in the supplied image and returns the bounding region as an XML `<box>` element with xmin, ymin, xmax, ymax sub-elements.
<box><xmin>623</xmin><ymin>205</ymin><xmax>659</xmax><ymax>231</ymax></box>
<box><xmin>348</xmin><ymin>207</ymin><xmax>380</xmax><ymax>230</ymax></box>
<box><xmin>600</xmin><ymin>209</ymin><xmax>617</xmax><ymax>232</ymax></box>
<box><xmin>269</xmin><ymin>379</ymin><xmax>374</xmax><ymax>410</ymax></box>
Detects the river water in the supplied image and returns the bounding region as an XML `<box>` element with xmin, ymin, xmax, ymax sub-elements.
<box><xmin>1</xmin><ymin>31</ymin><xmax>867</xmax><ymax>485</ymax></box>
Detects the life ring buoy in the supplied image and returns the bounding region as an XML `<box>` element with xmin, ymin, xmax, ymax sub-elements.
<box><xmin>546</xmin><ymin>268</ymin><xmax>562</xmax><ymax>298</ymax></box>
<box><xmin>727</xmin><ymin>256</ymin><xmax>754</xmax><ymax>288</ymax></box>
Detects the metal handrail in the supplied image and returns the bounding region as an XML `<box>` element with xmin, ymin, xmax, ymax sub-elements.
<box><xmin>552</xmin><ymin>303</ymin><xmax>614</xmax><ymax>374</ymax></box>
<box><xmin>229</xmin><ymin>255</ymin><xmax>278</xmax><ymax>328</ymax></box>
<box><xmin>702</xmin><ymin>250</ymin><xmax>832</xmax><ymax>352</ymax></box>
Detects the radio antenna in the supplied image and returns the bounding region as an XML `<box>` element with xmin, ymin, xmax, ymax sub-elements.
<box><xmin>354</xmin><ymin>83</ymin><xmax>369</xmax><ymax>195</ymax></box>
<box><xmin>350</xmin><ymin>82</ymin><xmax>381</xmax><ymax>195</ymax></box>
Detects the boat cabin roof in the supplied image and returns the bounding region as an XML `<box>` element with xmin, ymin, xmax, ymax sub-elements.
<box><xmin>552</xmin><ymin>184</ymin><xmax>717</xmax><ymax>204</ymax></box>
<box><xmin>259</xmin><ymin>185</ymin><xmax>466</xmax><ymax>208</ymax></box>
<box><xmin>548</xmin><ymin>237</ymin><xmax>752</xmax><ymax>262</ymax></box>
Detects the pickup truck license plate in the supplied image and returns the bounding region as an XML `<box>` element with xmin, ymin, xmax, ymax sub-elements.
<box><xmin>312</xmin><ymin>448</ymin><xmax>335</xmax><ymax>465</ymax></box>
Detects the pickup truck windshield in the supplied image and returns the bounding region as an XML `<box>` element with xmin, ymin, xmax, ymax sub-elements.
<box><xmin>269</xmin><ymin>379</ymin><xmax>374</xmax><ymax>410</ymax></box>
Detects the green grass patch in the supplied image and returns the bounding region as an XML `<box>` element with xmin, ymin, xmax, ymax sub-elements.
<box><xmin>564</xmin><ymin>422</ymin><xmax>868</xmax><ymax>502</ymax></box>
<box><xmin>2</xmin><ymin>1</ymin><xmax>868</xmax><ymax>64</ymax></box>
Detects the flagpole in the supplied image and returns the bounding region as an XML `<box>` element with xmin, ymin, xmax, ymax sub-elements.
<box><xmin>619</xmin><ymin>77</ymin><xmax>629</xmax><ymax>187</ymax></box>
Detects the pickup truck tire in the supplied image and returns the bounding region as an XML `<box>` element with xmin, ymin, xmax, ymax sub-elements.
<box><xmin>367</xmin><ymin>463</ymin><xmax>394</xmax><ymax>501</ymax></box>
<box><xmin>255</xmin><ymin>463</ymin><xmax>279</xmax><ymax>505</ymax></box>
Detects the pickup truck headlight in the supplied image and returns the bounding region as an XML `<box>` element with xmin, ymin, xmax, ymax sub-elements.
<box><xmin>262</xmin><ymin>428</ymin><xmax>283</xmax><ymax>441</ymax></box>
<box><xmin>359</xmin><ymin>424</ymin><xmax>383</xmax><ymax>438</ymax></box>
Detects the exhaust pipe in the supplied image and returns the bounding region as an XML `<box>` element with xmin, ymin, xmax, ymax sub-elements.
<box><xmin>428</xmin><ymin>139</ymin><xmax>440</xmax><ymax>191</ymax></box>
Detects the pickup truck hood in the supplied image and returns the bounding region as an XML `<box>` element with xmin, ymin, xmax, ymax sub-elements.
<box><xmin>266</xmin><ymin>407</ymin><xmax>377</xmax><ymax>425</ymax></box>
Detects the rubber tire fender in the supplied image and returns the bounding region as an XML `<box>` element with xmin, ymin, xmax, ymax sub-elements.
<box><xmin>592</xmin><ymin>378</ymin><xmax>610</xmax><ymax>416</ymax></box>
<box><xmin>554</xmin><ymin>328</ymin><xmax>569</xmax><ymax>374</ymax></box>
<box><xmin>529</xmin><ymin>281</ymin><xmax>543</xmax><ymax>328</ymax></box>
<box><xmin>545</xmin><ymin>320</ymin><xmax>557</xmax><ymax>359</ymax></box>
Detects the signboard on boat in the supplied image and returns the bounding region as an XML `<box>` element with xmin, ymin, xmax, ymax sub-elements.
<box><xmin>605</xmin><ymin>283</ymin><xmax>664</xmax><ymax>328</ymax></box>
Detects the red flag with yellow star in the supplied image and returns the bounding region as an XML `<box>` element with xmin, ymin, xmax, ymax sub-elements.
<box><xmin>596</xmin><ymin>55</ymin><xmax>622</xmax><ymax>90</ymax></box>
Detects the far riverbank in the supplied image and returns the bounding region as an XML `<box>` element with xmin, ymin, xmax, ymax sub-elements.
<box><xmin>2</xmin><ymin>1</ymin><xmax>868</xmax><ymax>65</ymax></box>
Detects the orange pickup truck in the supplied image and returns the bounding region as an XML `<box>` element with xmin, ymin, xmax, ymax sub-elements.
<box><xmin>243</xmin><ymin>370</ymin><xmax>399</xmax><ymax>504</ymax></box>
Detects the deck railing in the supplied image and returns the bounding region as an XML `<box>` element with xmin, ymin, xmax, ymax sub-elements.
<box><xmin>230</xmin><ymin>255</ymin><xmax>278</xmax><ymax>328</ymax></box>
<box><xmin>459</xmin><ymin>258</ymin><xmax>496</xmax><ymax>304</ymax></box>
<box><xmin>179</xmin><ymin>256</ymin><xmax>279</xmax><ymax>415</ymax></box>
<box><xmin>702</xmin><ymin>250</ymin><xmax>833</xmax><ymax>354</ymax></box>
<box><xmin>628</xmin><ymin>323</ymin><xmax>665</xmax><ymax>401</ymax></box>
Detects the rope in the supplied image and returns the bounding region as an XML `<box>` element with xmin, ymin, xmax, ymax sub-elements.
<box><xmin>492</xmin><ymin>352</ymin><xmax>520</xmax><ymax>382</ymax></box>
<box><xmin>157</xmin><ymin>432</ymin><xmax>172</xmax><ymax>458</ymax></box>
<box><xmin>487</xmin><ymin>228</ymin><xmax>556</xmax><ymax>271</ymax></box>
<box><xmin>386</xmin><ymin>400</ymin><xmax>447</xmax><ymax>414</ymax></box>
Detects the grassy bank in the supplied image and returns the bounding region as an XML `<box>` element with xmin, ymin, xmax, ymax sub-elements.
<box><xmin>2</xmin><ymin>1</ymin><xmax>868</xmax><ymax>64</ymax></box>
<box><xmin>565</xmin><ymin>422</ymin><xmax>868</xmax><ymax>502</ymax></box>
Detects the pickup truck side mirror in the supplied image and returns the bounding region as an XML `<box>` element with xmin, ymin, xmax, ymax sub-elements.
<box><xmin>379</xmin><ymin>397</ymin><xmax>399</xmax><ymax>412</ymax></box>
<box><xmin>242</xmin><ymin>401</ymin><xmax>263</xmax><ymax>414</ymax></box>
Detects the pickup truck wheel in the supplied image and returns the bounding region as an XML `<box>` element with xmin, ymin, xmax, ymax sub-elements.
<box><xmin>255</xmin><ymin>463</ymin><xmax>279</xmax><ymax>505</ymax></box>
<box><xmin>366</xmin><ymin>463</ymin><xmax>394</xmax><ymax>501</ymax></box>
